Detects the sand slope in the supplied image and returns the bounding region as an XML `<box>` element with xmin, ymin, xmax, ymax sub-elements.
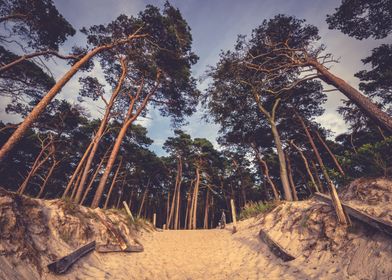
<box><xmin>2</xmin><ymin>178</ymin><xmax>392</xmax><ymax>280</ymax></box>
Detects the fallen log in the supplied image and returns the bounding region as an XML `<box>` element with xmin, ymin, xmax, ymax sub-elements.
<box><xmin>314</xmin><ymin>192</ymin><xmax>392</xmax><ymax>237</ymax></box>
<box><xmin>259</xmin><ymin>229</ymin><xmax>295</xmax><ymax>262</ymax></box>
<box><xmin>47</xmin><ymin>241</ymin><xmax>96</xmax><ymax>274</ymax></box>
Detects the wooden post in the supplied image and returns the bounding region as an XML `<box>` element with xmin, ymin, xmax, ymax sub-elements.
<box><xmin>230</xmin><ymin>199</ymin><xmax>237</xmax><ymax>233</ymax></box>
<box><xmin>123</xmin><ymin>201</ymin><xmax>134</xmax><ymax>222</ymax></box>
<box><xmin>153</xmin><ymin>213</ymin><xmax>156</xmax><ymax>228</ymax></box>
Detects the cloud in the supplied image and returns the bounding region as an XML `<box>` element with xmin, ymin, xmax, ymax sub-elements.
<box><xmin>316</xmin><ymin>112</ymin><xmax>348</xmax><ymax>138</ymax></box>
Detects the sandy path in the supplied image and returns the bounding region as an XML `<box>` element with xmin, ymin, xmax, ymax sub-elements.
<box><xmin>114</xmin><ymin>220</ymin><xmax>310</xmax><ymax>280</ymax></box>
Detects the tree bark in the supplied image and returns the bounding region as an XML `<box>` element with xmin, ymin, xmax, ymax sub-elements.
<box><xmin>296</xmin><ymin>113</ymin><xmax>350</xmax><ymax>225</ymax></box>
<box><xmin>308</xmin><ymin>58</ymin><xmax>392</xmax><ymax>132</ymax></box>
<box><xmin>0</xmin><ymin>31</ymin><xmax>146</xmax><ymax>162</ymax></box>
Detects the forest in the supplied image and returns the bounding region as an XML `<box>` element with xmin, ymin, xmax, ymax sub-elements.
<box><xmin>0</xmin><ymin>0</ymin><xmax>391</xmax><ymax>232</ymax></box>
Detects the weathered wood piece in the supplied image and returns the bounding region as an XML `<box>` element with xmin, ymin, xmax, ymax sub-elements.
<box><xmin>230</xmin><ymin>199</ymin><xmax>237</xmax><ymax>233</ymax></box>
<box><xmin>47</xmin><ymin>241</ymin><xmax>96</xmax><ymax>274</ymax></box>
<box><xmin>259</xmin><ymin>229</ymin><xmax>295</xmax><ymax>262</ymax></box>
<box><xmin>97</xmin><ymin>214</ymin><xmax>128</xmax><ymax>250</ymax></box>
<box><xmin>123</xmin><ymin>201</ymin><xmax>135</xmax><ymax>222</ymax></box>
<box><xmin>314</xmin><ymin>192</ymin><xmax>392</xmax><ymax>237</ymax></box>
<box><xmin>96</xmin><ymin>243</ymin><xmax>144</xmax><ymax>253</ymax></box>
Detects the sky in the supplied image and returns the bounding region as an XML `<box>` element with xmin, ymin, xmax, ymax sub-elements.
<box><xmin>1</xmin><ymin>0</ymin><xmax>388</xmax><ymax>155</ymax></box>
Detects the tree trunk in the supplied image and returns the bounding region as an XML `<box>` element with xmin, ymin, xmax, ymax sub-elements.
<box><xmin>80</xmin><ymin>146</ymin><xmax>111</xmax><ymax>205</ymax></box>
<box><xmin>252</xmin><ymin>95</ymin><xmax>292</xmax><ymax>201</ymax></box>
<box><xmin>168</xmin><ymin>159</ymin><xmax>180</xmax><ymax>229</ymax></box>
<box><xmin>188</xmin><ymin>181</ymin><xmax>196</xmax><ymax>230</ymax></box>
<box><xmin>310</xmin><ymin>159</ymin><xmax>324</xmax><ymax>192</ymax></box>
<box><xmin>285</xmin><ymin>150</ymin><xmax>298</xmax><ymax>201</ymax></box>
<box><xmin>296</xmin><ymin>113</ymin><xmax>350</xmax><ymax>225</ymax></box>
<box><xmin>290</xmin><ymin>140</ymin><xmax>319</xmax><ymax>192</ymax></box>
<box><xmin>253</xmin><ymin>149</ymin><xmax>280</xmax><ymax>200</ymax></box>
<box><xmin>192</xmin><ymin>166</ymin><xmax>201</xmax><ymax>229</ymax></box>
<box><xmin>138</xmin><ymin>184</ymin><xmax>149</xmax><ymax>218</ymax></box>
<box><xmin>103</xmin><ymin>158</ymin><xmax>122</xmax><ymax>209</ymax></box>
<box><xmin>18</xmin><ymin>143</ymin><xmax>54</xmax><ymax>195</ymax></box>
<box><xmin>184</xmin><ymin>191</ymin><xmax>191</xmax><ymax>230</ymax></box>
<box><xmin>116</xmin><ymin>176</ymin><xmax>126</xmax><ymax>209</ymax></box>
<box><xmin>203</xmin><ymin>189</ymin><xmax>210</xmax><ymax>229</ymax></box>
<box><xmin>166</xmin><ymin>191</ymin><xmax>170</xmax><ymax>228</ymax></box>
<box><xmin>37</xmin><ymin>158</ymin><xmax>58</xmax><ymax>198</ymax></box>
<box><xmin>0</xmin><ymin>32</ymin><xmax>146</xmax><ymax>162</ymax></box>
<box><xmin>313</xmin><ymin>129</ymin><xmax>345</xmax><ymax>176</ymax></box>
<box><xmin>91</xmin><ymin>74</ymin><xmax>159</xmax><ymax>208</ymax></box>
<box><xmin>308</xmin><ymin>58</ymin><xmax>392</xmax><ymax>132</ymax></box>
<box><xmin>269</xmin><ymin>120</ymin><xmax>293</xmax><ymax>201</ymax></box>
<box><xmin>74</xmin><ymin>58</ymin><xmax>127</xmax><ymax>204</ymax></box>
<box><xmin>62</xmin><ymin>139</ymin><xmax>94</xmax><ymax>198</ymax></box>
<box><xmin>174</xmin><ymin>156</ymin><xmax>183</xmax><ymax>230</ymax></box>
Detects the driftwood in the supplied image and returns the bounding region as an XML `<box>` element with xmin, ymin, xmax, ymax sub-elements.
<box><xmin>259</xmin><ymin>229</ymin><xmax>295</xmax><ymax>262</ymax></box>
<box><xmin>47</xmin><ymin>241</ymin><xmax>96</xmax><ymax>274</ymax></box>
<box><xmin>314</xmin><ymin>192</ymin><xmax>392</xmax><ymax>237</ymax></box>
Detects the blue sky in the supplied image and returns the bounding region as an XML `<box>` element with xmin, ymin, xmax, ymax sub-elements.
<box><xmin>1</xmin><ymin>0</ymin><xmax>388</xmax><ymax>155</ymax></box>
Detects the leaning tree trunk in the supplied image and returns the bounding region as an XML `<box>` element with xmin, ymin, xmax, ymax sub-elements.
<box><xmin>0</xmin><ymin>31</ymin><xmax>146</xmax><ymax>162</ymax></box>
<box><xmin>74</xmin><ymin>58</ymin><xmax>127</xmax><ymax>204</ymax></box>
<box><xmin>63</xmin><ymin>139</ymin><xmax>94</xmax><ymax>198</ymax></box>
<box><xmin>91</xmin><ymin>74</ymin><xmax>159</xmax><ymax>208</ymax></box>
<box><xmin>296</xmin><ymin>113</ymin><xmax>350</xmax><ymax>225</ymax></box>
<box><xmin>308</xmin><ymin>58</ymin><xmax>392</xmax><ymax>132</ymax></box>
<box><xmin>253</xmin><ymin>95</ymin><xmax>292</xmax><ymax>201</ymax></box>
<box><xmin>290</xmin><ymin>140</ymin><xmax>319</xmax><ymax>192</ymax></box>
<box><xmin>269</xmin><ymin>120</ymin><xmax>293</xmax><ymax>201</ymax></box>
<box><xmin>18</xmin><ymin>143</ymin><xmax>55</xmax><ymax>195</ymax></box>
<box><xmin>253</xmin><ymin>147</ymin><xmax>280</xmax><ymax>200</ymax></box>
<box><xmin>37</xmin><ymin>158</ymin><xmax>58</xmax><ymax>198</ymax></box>
<box><xmin>313</xmin><ymin>129</ymin><xmax>345</xmax><ymax>177</ymax></box>
<box><xmin>80</xmin><ymin>145</ymin><xmax>111</xmax><ymax>205</ymax></box>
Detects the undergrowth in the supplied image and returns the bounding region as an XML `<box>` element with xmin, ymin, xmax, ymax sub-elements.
<box><xmin>239</xmin><ymin>201</ymin><xmax>277</xmax><ymax>220</ymax></box>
